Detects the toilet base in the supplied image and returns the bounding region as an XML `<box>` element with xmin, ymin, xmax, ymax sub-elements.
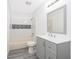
<box><xmin>28</xmin><ymin>47</ymin><xmax>36</xmax><ymax>55</ymax></box>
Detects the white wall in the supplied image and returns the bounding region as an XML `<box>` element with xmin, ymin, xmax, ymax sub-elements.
<box><xmin>33</xmin><ymin>2</ymin><xmax>47</xmax><ymax>35</ymax></box>
<box><xmin>7</xmin><ymin>1</ymin><xmax>11</xmax><ymax>53</ymax></box>
<box><xmin>11</xmin><ymin>13</ymin><xmax>32</xmax><ymax>24</ymax></box>
<box><xmin>33</xmin><ymin>0</ymin><xmax>71</xmax><ymax>40</ymax></box>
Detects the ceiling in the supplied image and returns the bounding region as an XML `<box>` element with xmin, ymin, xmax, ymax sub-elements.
<box><xmin>9</xmin><ymin>0</ymin><xmax>47</xmax><ymax>15</ymax></box>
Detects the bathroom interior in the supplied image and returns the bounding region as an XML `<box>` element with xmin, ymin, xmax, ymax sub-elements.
<box><xmin>7</xmin><ymin>0</ymin><xmax>71</xmax><ymax>59</ymax></box>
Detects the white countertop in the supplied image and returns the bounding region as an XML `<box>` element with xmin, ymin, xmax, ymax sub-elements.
<box><xmin>36</xmin><ymin>34</ymin><xmax>70</xmax><ymax>44</ymax></box>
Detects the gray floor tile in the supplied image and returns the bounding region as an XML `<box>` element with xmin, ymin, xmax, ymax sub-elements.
<box><xmin>8</xmin><ymin>48</ymin><xmax>37</xmax><ymax>59</ymax></box>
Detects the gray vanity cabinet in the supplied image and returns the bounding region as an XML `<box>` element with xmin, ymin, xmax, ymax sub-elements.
<box><xmin>36</xmin><ymin>37</ymin><xmax>70</xmax><ymax>59</ymax></box>
<box><xmin>46</xmin><ymin>40</ymin><xmax>70</xmax><ymax>59</ymax></box>
<box><xmin>36</xmin><ymin>37</ymin><xmax>46</xmax><ymax>59</ymax></box>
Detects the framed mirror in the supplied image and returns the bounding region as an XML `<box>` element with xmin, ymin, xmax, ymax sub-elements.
<box><xmin>47</xmin><ymin>6</ymin><xmax>66</xmax><ymax>34</ymax></box>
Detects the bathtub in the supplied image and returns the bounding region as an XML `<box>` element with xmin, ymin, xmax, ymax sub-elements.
<box><xmin>9</xmin><ymin>29</ymin><xmax>33</xmax><ymax>50</ymax></box>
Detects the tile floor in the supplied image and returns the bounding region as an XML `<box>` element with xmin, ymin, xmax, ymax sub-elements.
<box><xmin>8</xmin><ymin>48</ymin><xmax>37</xmax><ymax>59</ymax></box>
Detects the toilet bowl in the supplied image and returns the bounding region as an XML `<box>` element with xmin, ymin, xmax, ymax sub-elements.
<box><xmin>27</xmin><ymin>41</ymin><xmax>36</xmax><ymax>54</ymax></box>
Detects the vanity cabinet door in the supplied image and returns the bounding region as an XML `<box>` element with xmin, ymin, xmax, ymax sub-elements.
<box><xmin>46</xmin><ymin>40</ymin><xmax>56</xmax><ymax>59</ymax></box>
<box><xmin>46</xmin><ymin>51</ymin><xmax>56</xmax><ymax>59</ymax></box>
<box><xmin>46</xmin><ymin>40</ymin><xmax>56</xmax><ymax>55</ymax></box>
<box><xmin>36</xmin><ymin>37</ymin><xmax>45</xmax><ymax>59</ymax></box>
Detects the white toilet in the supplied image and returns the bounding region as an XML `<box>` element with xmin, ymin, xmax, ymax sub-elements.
<box><xmin>27</xmin><ymin>41</ymin><xmax>36</xmax><ymax>55</ymax></box>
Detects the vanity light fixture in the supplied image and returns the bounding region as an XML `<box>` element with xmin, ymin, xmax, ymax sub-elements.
<box><xmin>48</xmin><ymin>0</ymin><xmax>59</xmax><ymax>7</ymax></box>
